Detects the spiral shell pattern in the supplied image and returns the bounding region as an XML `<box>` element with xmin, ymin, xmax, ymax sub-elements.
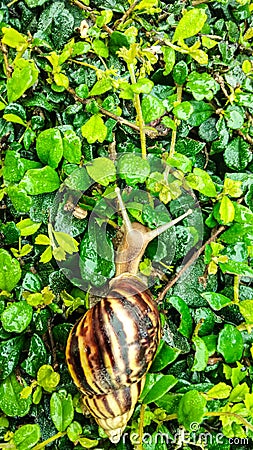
<box><xmin>66</xmin><ymin>275</ymin><xmax>160</xmax><ymax>441</ymax></box>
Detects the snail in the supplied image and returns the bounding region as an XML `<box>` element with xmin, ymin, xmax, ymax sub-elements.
<box><xmin>66</xmin><ymin>187</ymin><xmax>192</xmax><ymax>443</ymax></box>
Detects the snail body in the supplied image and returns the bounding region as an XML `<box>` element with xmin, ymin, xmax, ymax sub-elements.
<box><xmin>66</xmin><ymin>188</ymin><xmax>192</xmax><ymax>442</ymax></box>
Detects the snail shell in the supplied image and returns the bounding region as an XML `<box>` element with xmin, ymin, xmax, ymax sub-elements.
<box><xmin>66</xmin><ymin>188</ymin><xmax>192</xmax><ymax>442</ymax></box>
<box><xmin>66</xmin><ymin>275</ymin><xmax>160</xmax><ymax>442</ymax></box>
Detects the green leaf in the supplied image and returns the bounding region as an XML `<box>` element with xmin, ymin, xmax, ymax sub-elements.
<box><xmin>7</xmin><ymin>59</ymin><xmax>39</xmax><ymax>103</ymax></box>
<box><xmin>81</xmin><ymin>114</ymin><xmax>108</xmax><ymax>144</ymax></box>
<box><xmin>50</xmin><ymin>390</ymin><xmax>74</xmax><ymax>432</ymax></box>
<box><xmin>7</xmin><ymin>186</ymin><xmax>32</xmax><ymax>213</ymax></box>
<box><xmin>93</xmin><ymin>39</ymin><xmax>109</xmax><ymax>58</ymax></box>
<box><xmin>67</xmin><ymin>421</ymin><xmax>82</xmax><ymax>442</ymax></box>
<box><xmin>16</xmin><ymin>218</ymin><xmax>41</xmax><ymax>236</ymax></box>
<box><xmin>20</xmin><ymin>166</ymin><xmax>60</xmax><ymax>195</ymax></box>
<box><xmin>54</xmin><ymin>73</ymin><xmax>69</xmax><ymax>89</ymax></box>
<box><xmin>238</xmin><ymin>300</ymin><xmax>253</xmax><ymax>324</ymax></box>
<box><xmin>36</xmin><ymin>128</ymin><xmax>63</xmax><ymax>168</ymax></box>
<box><xmin>173</xmin><ymin>101</ymin><xmax>193</xmax><ymax>120</ymax></box>
<box><xmin>173</xmin><ymin>9</ymin><xmax>207</xmax><ymax>42</ymax></box>
<box><xmin>37</xmin><ymin>365</ymin><xmax>60</xmax><ymax>393</ymax></box>
<box><xmin>141</xmin><ymin>95</ymin><xmax>166</xmax><ymax>123</ymax></box>
<box><xmin>219</xmin><ymin>196</ymin><xmax>235</xmax><ymax>224</ymax></box>
<box><xmin>201</xmin><ymin>292</ymin><xmax>232</xmax><ymax>310</ymax></box>
<box><xmin>207</xmin><ymin>382</ymin><xmax>232</xmax><ymax>400</ymax></box>
<box><xmin>131</xmin><ymin>78</ymin><xmax>154</xmax><ymax>94</ymax></box>
<box><xmin>0</xmin><ymin>374</ymin><xmax>32</xmax><ymax>417</ymax></box>
<box><xmin>141</xmin><ymin>375</ymin><xmax>178</xmax><ymax>404</ymax></box>
<box><xmin>186</xmin><ymin>168</ymin><xmax>217</xmax><ymax>197</ymax></box>
<box><xmin>166</xmin><ymin>152</ymin><xmax>192</xmax><ymax>173</ymax></box>
<box><xmin>89</xmin><ymin>78</ymin><xmax>112</xmax><ymax>96</ymax></box>
<box><xmin>172</xmin><ymin>61</ymin><xmax>188</xmax><ymax>85</ymax></box>
<box><xmin>62</xmin><ymin>129</ymin><xmax>82</xmax><ymax>164</ymax></box>
<box><xmin>229</xmin><ymin>382</ymin><xmax>249</xmax><ymax>403</ymax></box>
<box><xmin>224</xmin><ymin>137</ymin><xmax>252</xmax><ymax>171</ymax></box>
<box><xmin>3</xmin><ymin>150</ymin><xmax>25</xmax><ymax>182</ymax></box>
<box><xmin>2</xmin><ymin>27</ymin><xmax>27</xmax><ymax>51</ymax></box>
<box><xmin>225</xmin><ymin>105</ymin><xmax>244</xmax><ymax>130</ymax></box>
<box><xmin>0</xmin><ymin>336</ymin><xmax>24</xmax><ymax>381</ymax></box>
<box><xmin>86</xmin><ymin>157</ymin><xmax>116</xmax><ymax>186</ymax></box>
<box><xmin>151</xmin><ymin>341</ymin><xmax>181</xmax><ymax>372</ymax></box>
<box><xmin>217</xmin><ymin>324</ymin><xmax>243</xmax><ymax>363</ymax></box>
<box><xmin>162</xmin><ymin>46</ymin><xmax>175</xmax><ymax>75</ymax></box>
<box><xmin>219</xmin><ymin>260</ymin><xmax>253</xmax><ymax>277</ymax></box>
<box><xmin>188</xmin><ymin>101</ymin><xmax>214</xmax><ymax>127</ymax></box>
<box><xmin>192</xmin><ymin>336</ymin><xmax>209</xmax><ymax>371</ymax></box>
<box><xmin>21</xmin><ymin>334</ymin><xmax>48</xmax><ymax>377</ymax></box>
<box><xmin>1</xmin><ymin>301</ymin><xmax>33</xmax><ymax>333</ymax></box>
<box><xmin>0</xmin><ymin>249</ymin><xmax>21</xmax><ymax>291</ymax></box>
<box><xmin>24</xmin><ymin>0</ymin><xmax>47</xmax><ymax>6</ymax></box>
<box><xmin>186</xmin><ymin>71</ymin><xmax>220</xmax><ymax>101</ymax></box>
<box><xmin>80</xmin><ymin>230</ymin><xmax>115</xmax><ymax>287</ymax></box>
<box><xmin>53</xmin><ymin>231</ymin><xmax>79</xmax><ymax>254</ymax></box>
<box><xmin>3</xmin><ymin>114</ymin><xmax>26</xmax><ymax>126</ymax></box>
<box><xmin>13</xmin><ymin>424</ymin><xmax>41</xmax><ymax>450</ymax></box>
<box><xmin>177</xmin><ymin>390</ymin><xmax>207</xmax><ymax>431</ymax></box>
<box><xmin>118</xmin><ymin>153</ymin><xmax>150</xmax><ymax>185</ymax></box>
<box><xmin>168</xmin><ymin>296</ymin><xmax>193</xmax><ymax>338</ymax></box>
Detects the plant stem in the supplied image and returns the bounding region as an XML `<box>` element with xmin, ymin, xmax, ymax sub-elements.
<box><xmin>33</xmin><ymin>432</ymin><xmax>66</xmax><ymax>450</ymax></box>
<box><xmin>234</xmin><ymin>275</ymin><xmax>240</xmax><ymax>303</ymax></box>
<box><xmin>136</xmin><ymin>403</ymin><xmax>146</xmax><ymax>450</ymax></box>
<box><xmin>128</xmin><ymin>63</ymin><xmax>147</xmax><ymax>159</ymax></box>
<box><xmin>113</xmin><ymin>0</ymin><xmax>141</xmax><ymax>29</ymax></box>
<box><xmin>169</xmin><ymin>84</ymin><xmax>183</xmax><ymax>157</ymax></box>
<box><xmin>206</xmin><ymin>411</ymin><xmax>253</xmax><ymax>433</ymax></box>
<box><xmin>157</xmin><ymin>226</ymin><xmax>226</xmax><ymax>303</ymax></box>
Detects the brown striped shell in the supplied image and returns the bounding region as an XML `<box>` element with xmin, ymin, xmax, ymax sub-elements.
<box><xmin>66</xmin><ymin>275</ymin><xmax>161</xmax><ymax>442</ymax></box>
<box><xmin>66</xmin><ymin>188</ymin><xmax>192</xmax><ymax>442</ymax></box>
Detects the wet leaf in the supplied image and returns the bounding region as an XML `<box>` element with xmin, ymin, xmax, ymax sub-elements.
<box><xmin>36</xmin><ymin>128</ymin><xmax>63</xmax><ymax>168</ymax></box>
<box><xmin>192</xmin><ymin>336</ymin><xmax>209</xmax><ymax>371</ymax></box>
<box><xmin>37</xmin><ymin>364</ymin><xmax>60</xmax><ymax>393</ymax></box>
<box><xmin>21</xmin><ymin>334</ymin><xmax>48</xmax><ymax>377</ymax></box>
<box><xmin>173</xmin><ymin>9</ymin><xmax>207</xmax><ymax>42</ymax></box>
<box><xmin>16</xmin><ymin>218</ymin><xmax>41</xmax><ymax>236</ymax></box>
<box><xmin>0</xmin><ymin>249</ymin><xmax>21</xmax><ymax>292</ymax></box>
<box><xmin>141</xmin><ymin>375</ymin><xmax>178</xmax><ymax>404</ymax></box>
<box><xmin>0</xmin><ymin>336</ymin><xmax>24</xmax><ymax>381</ymax></box>
<box><xmin>81</xmin><ymin>114</ymin><xmax>108</xmax><ymax>144</ymax></box>
<box><xmin>13</xmin><ymin>424</ymin><xmax>41</xmax><ymax>450</ymax></box>
<box><xmin>0</xmin><ymin>374</ymin><xmax>32</xmax><ymax>417</ymax></box>
<box><xmin>168</xmin><ymin>296</ymin><xmax>193</xmax><ymax>338</ymax></box>
<box><xmin>224</xmin><ymin>137</ymin><xmax>252</xmax><ymax>171</ymax></box>
<box><xmin>20</xmin><ymin>166</ymin><xmax>60</xmax><ymax>195</ymax></box>
<box><xmin>217</xmin><ymin>324</ymin><xmax>243</xmax><ymax>363</ymax></box>
<box><xmin>178</xmin><ymin>390</ymin><xmax>207</xmax><ymax>431</ymax></box>
<box><xmin>50</xmin><ymin>390</ymin><xmax>74</xmax><ymax>431</ymax></box>
<box><xmin>151</xmin><ymin>341</ymin><xmax>181</xmax><ymax>372</ymax></box>
<box><xmin>201</xmin><ymin>292</ymin><xmax>232</xmax><ymax>310</ymax></box>
<box><xmin>1</xmin><ymin>301</ymin><xmax>33</xmax><ymax>333</ymax></box>
<box><xmin>7</xmin><ymin>59</ymin><xmax>39</xmax><ymax>103</ymax></box>
<box><xmin>162</xmin><ymin>46</ymin><xmax>175</xmax><ymax>75</ymax></box>
<box><xmin>118</xmin><ymin>153</ymin><xmax>150</xmax><ymax>185</ymax></box>
<box><xmin>86</xmin><ymin>157</ymin><xmax>116</xmax><ymax>186</ymax></box>
<box><xmin>142</xmin><ymin>95</ymin><xmax>166</xmax><ymax>123</ymax></box>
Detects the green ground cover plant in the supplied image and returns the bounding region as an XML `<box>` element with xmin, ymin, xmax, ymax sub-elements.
<box><xmin>1</xmin><ymin>0</ymin><xmax>253</xmax><ymax>448</ymax></box>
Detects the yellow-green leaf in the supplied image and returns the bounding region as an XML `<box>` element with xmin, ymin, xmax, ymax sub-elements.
<box><xmin>219</xmin><ymin>196</ymin><xmax>235</xmax><ymax>224</ymax></box>
<box><xmin>173</xmin><ymin>9</ymin><xmax>207</xmax><ymax>43</ymax></box>
<box><xmin>16</xmin><ymin>218</ymin><xmax>42</xmax><ymax>236</ymax></box>
<box><xmin>53</xmin><ymin>231</ymin><xmax>79</xmax><ymax>254</ymax></box>
<box><xmin>35</xmin><ymin>234</ymin><xmax>51</xmax><ymax>246</ymax></box>
<box><xmin>2</xmin><ymin>27</ymin><xmax>28</xmax><ymax>51</ymax></box>
<box><xmin>40</xmin><ymin>246</ymin><xmax>52</xmax><ymax>263</ymax></box>
<box><xmin>207</xmin><ymin>382</ymin><xmax>232</xmax><ymax>400</ymax></box>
